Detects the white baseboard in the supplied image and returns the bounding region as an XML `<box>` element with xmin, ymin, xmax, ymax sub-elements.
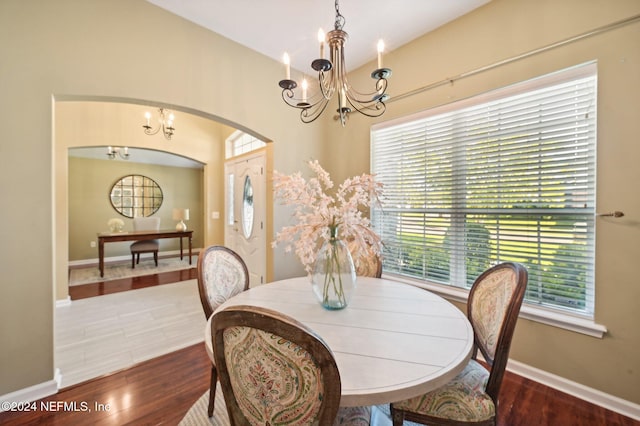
<box><xmin>68</xmin><ymin>249</ymin><xmax>201</xmax><ymax>268</ymax></box>
<box><xmin>507</xmin><ymin>359</ymin><xmax>640</xmax><ymax>421</ymax></box>
<box><xmin>0</xmin><ymin>369</ymin><xmax>60</xmax><ymax>412</ymax></box>
<box><xmin>54</xmin><ymin>368</ymin><xmax>62</xmax><ymax>389</ymax></box>
<box><xmin>55</xmin><ymin>296</ymin><xmax>71</xmax><ymax>307</ymax></box>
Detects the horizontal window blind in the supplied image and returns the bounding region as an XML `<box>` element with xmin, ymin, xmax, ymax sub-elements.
<box><xmin>372</xmin><ymin>63</ymin><xmax>597</xmax><ymax>316</ymax></box>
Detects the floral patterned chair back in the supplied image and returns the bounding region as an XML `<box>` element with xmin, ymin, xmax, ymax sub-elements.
<box><xmin>347</xmin><ymin>240</ymin><xmax>382</xmax><ymax>278</ymax></box>
<box><xmin>212</xmin><ymin>305</ymin><xmax>341</xmax><ymax>425</ymax></box>
<box><xmin>197</xmin><ymin>246</ymin><xmax>250</xmax><ymax>319</ymax></box>
<box><xmin>468</xmin><ymin>262</ymin><xmax>527</xmax><ymax>400</ymax></box>
<box><xmin>197</xmin><ymin>245</ymin><xmax>250</xmax><ymax>417</ymax></box>
<box><xmin>390</xmin><ymin>262</ymin><xmax>527</xmax><ymax>426</ymax></box>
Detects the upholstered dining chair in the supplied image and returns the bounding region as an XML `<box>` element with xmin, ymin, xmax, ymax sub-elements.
<box><xmin>130</xmin><ymin>217</ymin><xmax>161</xmax><ymax>268</ymax></box>
<box><xmin>211</xmin><ymin>304</ymin><xmax>372</xmax><ymax>426</ymax></box>
<box><xmin>197</xmin><ymin>245</ymin><xmax>250</xmax><ymax>418</ymax></box>
<box><xmin>348</xmin><ymin>240</ymin><xmax>382</xmax><ymax>278</ymax></box>
<box><xmin>390</xmin><ymin>262</ymin><xmax>528</xmax><ymax>426</ymax></box>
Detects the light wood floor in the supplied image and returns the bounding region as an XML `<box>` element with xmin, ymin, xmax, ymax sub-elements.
<box><xmin>1</xmin><ymin>270</ymin><xmax>637</xmax><ymax>425</ymax></box>
<box><xmin>57</xmin><ymin>267</ymin><xmax>202</xmax><ymax>388</ymax></box>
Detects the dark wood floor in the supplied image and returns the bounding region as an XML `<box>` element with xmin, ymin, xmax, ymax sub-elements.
<box><xmin>1</xmin><ymin>342</ymin><xmax>637</xmax><ymax>426</ymax></box>
<box><xmin>1</xmin><ymin>270</ymin><xmax>637</xmax><ymax>425</ymax></box>
<box><xmin>0</xmin><ymin>343</ymin><xmax>210</xmax><ymax>426</ymax></box>
<box><xmin>68</xmin><ymin>267</ymin><xmax>198</xmax><ymax>300</ymax></box>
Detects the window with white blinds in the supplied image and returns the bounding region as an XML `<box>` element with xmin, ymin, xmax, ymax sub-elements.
<box><xmin>371</xmin><ymin>63</ymin><xmax>597</xmax><ymax>317</ymax></box>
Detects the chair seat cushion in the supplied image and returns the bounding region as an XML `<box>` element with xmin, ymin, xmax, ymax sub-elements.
<box><xmin>392</xmin><ymin>359</ymin><xmax>494</xmax><ymax>422</ymax></box>
<box><xmin>334</xmin><ymin>405</ymin><xmax>372</xmax><ymax>425</ymax></box>
<box><xmin>130</xmin><ymin>240</ymin><xmax>159</xmax><ymax>252</ymax></box>
<box><xmin>204</xmin><ymin>316</ymin><xmax>215</xmax><ymax>364</ymax></box>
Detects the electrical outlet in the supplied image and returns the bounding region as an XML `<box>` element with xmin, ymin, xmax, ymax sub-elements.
<box><xmin>90</xmin><ymin>241</ymin><xmax>96</xmax><ymax>248</ymax></box>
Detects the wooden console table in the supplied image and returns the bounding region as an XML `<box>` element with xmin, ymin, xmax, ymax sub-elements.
<box><xmin>97</xmin><ymin>229</ymin><xmax>193</xmax><ymax>277</ymax></box>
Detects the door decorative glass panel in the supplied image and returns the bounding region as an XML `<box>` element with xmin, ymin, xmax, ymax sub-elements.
<box><xmin>242</xmin><ymin>175</ymin><xmax>254</xmax><ymax>238</ymax></box>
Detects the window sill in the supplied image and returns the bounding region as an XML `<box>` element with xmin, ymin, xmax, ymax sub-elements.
<box><xmin>382</xmin><ymin>273</ymin><xmax>607</xmax><ymax>339</ymax></box>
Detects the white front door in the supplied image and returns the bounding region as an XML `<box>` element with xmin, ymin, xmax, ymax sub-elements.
<box><xmin>224</xmin><ymin>151</ymin><xmax>266</xmax><ymax>287</ymax></box>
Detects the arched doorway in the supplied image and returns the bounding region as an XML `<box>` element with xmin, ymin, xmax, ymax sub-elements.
<box><xmin>53</xmin><ymin>98</ymin><xmax>272</xmax><ymax>387</ymax></box>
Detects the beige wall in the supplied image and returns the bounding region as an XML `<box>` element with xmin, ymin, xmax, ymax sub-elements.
<box><xmin>1</xmin><ymin>0</ymin><xmax>639</xmax><ymax>410</ymax></box>
<box><xmin>68</xmin><ymin>157</ymin><xmax>204</xmax><ymax>260</ymax></box>
<box><xmin>325</xmin><ymin>0</ymin><xmax>640</xmax><ymax>405</ymax></box>
<box><xmin>0</xmin><ymin>0</ymin><xmax>321</xmax><ymax>396</ymax></box>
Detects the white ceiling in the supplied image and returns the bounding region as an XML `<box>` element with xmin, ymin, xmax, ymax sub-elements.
<box><xmin>146</xmin><ymin>0</ymin><xmax>490</xmax><ymax>72</ymax></box>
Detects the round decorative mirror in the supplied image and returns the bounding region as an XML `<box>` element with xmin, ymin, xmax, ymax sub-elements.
<box><xmin>110</xmin><ymin>174</ymin><xmax>163</xmax><ymax>218</ymax></box>
<box><xmin>242</xmin><ymin>175</ymin><xmax>254</xmax><ymax>238</ymax></box>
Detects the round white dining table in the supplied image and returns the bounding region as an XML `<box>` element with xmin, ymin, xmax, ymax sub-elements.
<box><xmin>205</xmin><ymin>276</ymin><xmax>473</xmax><ymax>407</ymax></box>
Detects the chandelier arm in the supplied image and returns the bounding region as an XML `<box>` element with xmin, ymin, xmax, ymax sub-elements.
<box><xmin>375</xmin><ymin>77</ymin><xmax>389</xmax><ymax>95</ymax></box>
<box><xmin>339</xmin><ymin>67</ymin><xmax>389</xmax><ymax>101</ymax></box>
<box><xmin>280</xmin><ymin>87</ymin><xmax>299</xmax><ymax>108</ymax></box>
<box><xmin>318</xmin><ymin>70</ymin><xmax>335</xmax><ymax>100</ymax></box>
<box><xmin>143</xmin><ymin>126</ymin><xmax>161</xmax><ymax>136</ymax></box>
<box><xmin>300</xmin><ymin>97</ymin><xmax>331</xmax><ymax>123</ymax></box>
<box><xmin>335</xmin><ymin>47</ymin><xmax>388</xmax><ymax>106</ymax></box>
<box><xmin>344</xmin><ymin>86</ymin><xmax>386</xmax><ymax>103</ymax></box>
<box><xmin>343</xmin><ymin>82</ymin><xmax>390</xmax><ymax>107</ymax></box>
<box><xmin>162</xmin><ymin>124</ymin><xmax>174</xmax><ymax>140</ymax></box>
<box><xmin>346</xmin><ymin>99</ymin><xmax>387</xmax><ymax>118</ymax></box>
<box><xmin>281</xmin><ymin>86</ymin><xmax>332</xmax><ymax>111</ymax></box>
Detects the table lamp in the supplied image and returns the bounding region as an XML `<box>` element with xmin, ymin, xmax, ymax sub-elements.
<box><xmin>172</xmin><ymin>208</ymin><xmax>189</xmax><ymax>231</ymax></box>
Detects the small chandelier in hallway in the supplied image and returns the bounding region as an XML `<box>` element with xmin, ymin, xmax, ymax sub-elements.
<box><xmin>278</xmin><ymin>0</ymin><xmax>391</xmax><ymax>126</ymax></box>
<box><xmin>143</xmin><ymin>108</ymin><xmax>175</xmax><ymax>140</ymax></box>
<box><xmin>106</xmin><ymin>146</ymin><xmax>129</xmax><ymax>160</ymax></box>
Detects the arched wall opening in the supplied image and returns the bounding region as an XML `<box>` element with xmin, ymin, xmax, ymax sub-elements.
<box><xmin>54</xmin><ymin>96</ymin><xmax>273</xmax><ymax>302</ymax></box>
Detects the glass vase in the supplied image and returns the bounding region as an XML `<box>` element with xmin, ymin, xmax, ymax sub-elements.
<box><xmin>311</xmin><ymin>227</ymin><xmax>357</xmax><ymax>310</ymax></box>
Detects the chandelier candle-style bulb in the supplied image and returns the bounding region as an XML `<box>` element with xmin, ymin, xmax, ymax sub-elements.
<box><xmin>318</xmin><ymin>29</ymin><xmax>325</xmax><ymax>59</ymax></box>
<box><xmin>284</xmin><ymin>52</ymin><xmax>291</xmax><ymax>80</ymax></box>
<box><xmin>277</xmin><ymin>0</ymin><xmax>391</xmax><ymax>126</ymax></box>
<box><xmin>377</xmin><ymin>40</ymin><xmax>385</xmax><ymax>69</ymax></box>
<box><xmin>279</xmin><ymin>53</ymin><xmax>297</xmax><ymax>91</ymax></box>
<box><xmin>302</xmin><ymin>79</ymin><xmax>308</xmax><ymax>104</ymax></box>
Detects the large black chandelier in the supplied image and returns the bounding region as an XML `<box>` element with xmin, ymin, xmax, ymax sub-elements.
<box><xmin>278</xmin><ymin>0</ymin><xmax>391</xmax><ymax>126</ymax></box>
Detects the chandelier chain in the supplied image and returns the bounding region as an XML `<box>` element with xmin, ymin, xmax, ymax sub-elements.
<box><xmin>334</xmin><ymin>0</ymin><xmax>345</xmax><ymax>30</ymax></box>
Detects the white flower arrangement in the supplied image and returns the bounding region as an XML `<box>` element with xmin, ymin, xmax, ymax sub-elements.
<box><xmin>272</xmin><ymin>160</ymin><xmax>383</xmax><ymax>274</ymax></box>
<box><xmin>107</xmin><ymin>218</ymin><xmax>125</xmax><ymax>233</ymax></box>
